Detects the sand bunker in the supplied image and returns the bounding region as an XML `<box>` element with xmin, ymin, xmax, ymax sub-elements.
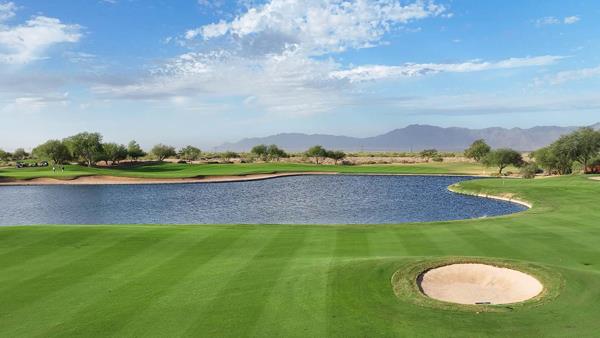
<box><xmin>418</xmin><ymin>263</ymin><xmax>543</xmax><ymax>305</ymax></box>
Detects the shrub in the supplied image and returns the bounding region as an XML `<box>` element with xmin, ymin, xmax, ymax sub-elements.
<box><xmin>520</xmin><ymin>163</ymin><xmax>538</xmax><ymax>179</ymax></box>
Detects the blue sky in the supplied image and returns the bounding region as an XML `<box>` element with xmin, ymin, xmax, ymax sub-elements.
<box><xmin>1</xmin><ymin>0</ymin><xmax>599</xmax><ymax>151</ymax></box>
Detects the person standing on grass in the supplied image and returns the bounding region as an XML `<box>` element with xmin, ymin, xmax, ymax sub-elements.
<box><xmin>61</xmin><ymin>165</ymin><xmax>64</xmax><ymax>173</ymax></box>
<box><xmin>52</xmin><ymin>165</ymin><xmax>56</xmax><ymax>173</ymax></box>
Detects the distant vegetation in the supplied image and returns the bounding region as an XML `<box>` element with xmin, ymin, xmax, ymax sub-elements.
<box><xmin>532</xmin><ymin>127</ymin><xmax>600</xmax><ymax>175</ymax></box>
<box><xmin>1</xmin><ymin>128</ymin><xmax>599</xmax><ymax>178</ymax></box>
<box><xmin>462</xmin><ymin>127</ymin><xmax>600</xmax><ymax>177</ymax></box>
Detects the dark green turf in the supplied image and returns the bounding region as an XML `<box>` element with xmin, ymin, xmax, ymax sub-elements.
<box><xmin>0</xmin><ymin>175</ymin><xmax>599</xmax><ymax>337</ymax></box>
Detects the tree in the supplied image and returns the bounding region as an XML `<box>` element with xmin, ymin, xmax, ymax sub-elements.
<box><xmin>151</xmin><ymin>144</ymin><xmax>176</xmax><ymax>161</ymax></box>
<box><xmin>419</xmin><ymin>149</ymin><xmax>438</xmax><ymax>162</ymax></box>
<box><xmin>567</xmin><ymin>128</ymin><xmax>600</xmax><ymax>173</ymax></box>
<box><xmin>465</xmin><ymin>139</ymin><xmax>491</xmax><ymax>162</ymax></box>
<box><xmin>251</xmin><ymin>144</ymin><xmax>268</xmax><ymax>161</ymax></box>
<box><xmin>64</xmin><ymin>132</ymin><xmax>103</xmax><ymax>167</ymax></box>
<box><xmin>102</xmin><ymin>143</ymin><xmax>128</xmax><ymax>165</ymax></box>
<box><xmin>32</xmin><ymin>140</ymin><xmax>71</xmax><ymax>165</ymax></box>
<box><xmin>267</xmin><ymin>144</ymin><xmax>288</xmax><ymax>161</ymax></box>
<box><xmin>482</xmin><ymin>148</ymin><xmax>523</xmax><ymax>174</ymax></box>
<box><xmin>127</xmin><ymin>140</ymin><xmax>146</xmax><ymax>161</ymax></box>
<box><xmin>327</xmin><ymin>150</ymin><xmax>346</xmax><ymax>165</ymax></box>
<box><xmin>0</xmin><ymin>149</ymin><xmax>11</xmax><ymax>162</ymax></box>
<box><xmin>178</xmin><ymin>145</ymin><xmax>202</xmax><ymax>163</ymax></box>
<box><xmin>12</xmin><ymin>148</ymin><xmax>29</xmax><ymax>160</ymax></box>
<box><xmin>306</xmin><ymin>145</ymin><xmax>327</xmax><ymax>164</ymax></box>
<box><xmin>220</xmin><ymin>151</ymin><xmax>239</xmax><ymax>162</ymax></box>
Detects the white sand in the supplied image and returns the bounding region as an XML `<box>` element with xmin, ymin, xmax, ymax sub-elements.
<box><xmin>419</xmin><ymin>263</ymin><xmax>543</xmax><ymax>305</ymax></box>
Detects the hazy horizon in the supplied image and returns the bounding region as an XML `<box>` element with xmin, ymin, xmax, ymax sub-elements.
<box><xmin>1</xmin><ymin>0</ymin><xmax>600</xmax><ymax>151</ymax></box>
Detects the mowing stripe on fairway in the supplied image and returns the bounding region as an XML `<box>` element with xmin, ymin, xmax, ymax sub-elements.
<box><xmin>250</xmin><ymin>228</ymin><xmax>337</xmax><ymax>337</ymax></box>
<box><xmin>183</xmin><ymin>229</ymin><xmax>308</xmax><ymax>336</ymax></box>
<box><xmin>0</xmin><ymin>227</ymin><xmax>193</xmax><ymax>337</ymax></box>
<box><xmin>40</xmin><ymin>228</ymin><xmax>246</xmax><ymax>337</ymax></box>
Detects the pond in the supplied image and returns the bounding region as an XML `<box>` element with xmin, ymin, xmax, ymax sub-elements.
<box><xmin>0</xmin><ymin>175</ymin><xmax>526</xmax><ymax>225</ymax></box>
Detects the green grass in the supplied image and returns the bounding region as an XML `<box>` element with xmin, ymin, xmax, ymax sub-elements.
<box><xmin>1</xmin><ymin>175</ymin><xmax>599</xmax><ymax>336</ymax></box>
<box><xmin>0</xmin><ymin>161</ymin><xmax>491</xmax><ymax>180</ymax></box>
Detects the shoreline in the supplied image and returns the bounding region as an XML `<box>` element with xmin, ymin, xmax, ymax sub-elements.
<box><xmin>0</xmin><ymin>172</ymin><xmax>492</xmax><ymax>186</ymax></box>
<box><xmin>0</xmin><ymin>172</ymin><xmax>337</xmax><ymax>186</ymax></box>
<box><xmin>447</xmin><ymin>184</ymin><xmax>532</xmax><ymax>209</ymax></box>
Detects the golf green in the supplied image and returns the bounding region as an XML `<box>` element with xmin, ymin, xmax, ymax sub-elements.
<box><xmin>0</xmin><ymin>175</ymin><xmax>599</xmax><ymax>337</ymax></box>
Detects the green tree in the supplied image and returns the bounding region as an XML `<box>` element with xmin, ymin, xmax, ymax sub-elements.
<box><xmin>102</xmin><ymin>143</ymin><xmax>128</xmax><ymax>165</ymax></box>
<box><xmin>220</xmin><ymin>151</ymin><xmax>239</xmax><ymax>162</ymax></box>
<box><xmin>251</xmin><ymin>144</ymin><xmax>269</xmax><ymax>161</ymax></box>
<box><xmin>0</xmin><ymin>149</ymin><xmax>11</xmax><ymax>162</ymax></box>
<box><xmin>127</xmin><ymin>140</ymin><xmax>146</xmax><ymax>161</ymax></box>
<box><xmin>178</xmin><ymin>145</ymin><xmax>202</xmax><ymax>163</ymax></box>
<box><xmin>419</xmin><ymin>149</ymin><xmax>438</xmax><ymax>162</ymax></box>
<box><xmin>306</xmin><ymin>145</ymin><xmax>327</xmax><ymax>164</ymax></box>
<box><xmin>151</xmin><ymin>144</ymin><xmax>177</xmax><ymax>161</ymax></box>
<box><xmin>267</xmin><ymin>144</ymin><xmax>288</xmax><ymax>161</ymax></box>
<box><xmin>327</xmin><ymin>150</ymin><xmax>346</xmax><ymax>165</ymax></box>
<box><xmin>64</xmin><ymin>132</ymin><xmax>103</xmax><ymax>167</ymax></box>
<box><xmin>532</xmin><ymin>146</ymin><xmax>572</xmax><ymax>175</ymax></box>
<box><xmin>464</xmin><ymin>139</ymin><xmax>491</xmax><ymax>162</ymax></box>
<box><xmin>519</xmin><ymin>163</ymin><xmax>539</xmax><ymax>179</ymax></box>
<box><xmin>12</xmin><ymin>148</ymin><xmax>29</xmax><ymax>160</ymax></box>
<box><xmin>32</xmin><ymin>140</ymin><xmax>71</xmax><ymax>165</ymax></box>
<box><xmin>482</xmin><ymin>148</ymin><xmax>523</xmax><ymax>174</ymax></box>
<box><xmin>567</xmin><ymin>128</ymin><xmax>600</xmax><ymax>173</ymax></box>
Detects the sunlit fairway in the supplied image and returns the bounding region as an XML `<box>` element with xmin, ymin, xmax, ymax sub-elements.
<box><xmin>1</xmin><ymin>172</ymin><xmax>599</xmax><ymax>336</ymax></box>
<box><xmin>0</xmin><ymin>161</ymin><xmax>493</xmax><ymax>180</ymax></box>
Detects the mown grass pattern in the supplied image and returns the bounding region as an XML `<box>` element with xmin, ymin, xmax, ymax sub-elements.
<box><xmin>0</xmin><ymin>175</ymin><xmax>599</xmax><ymax>336</ymax></box>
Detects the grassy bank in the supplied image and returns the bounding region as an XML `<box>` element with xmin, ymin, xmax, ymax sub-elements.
<box><xmin>0</xmin><ymin>161</ymin><xmax>491</xmax><ymax>180</ymax></box>
<box><xmin>0</xmin><ymin>175</ymin><xmax>599</xmax><ymax>336</ymax></box>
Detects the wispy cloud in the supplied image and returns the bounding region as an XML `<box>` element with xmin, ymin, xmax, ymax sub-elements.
<box><xmin>535</xmin><ymin>15</ymin><xmax>580</xmax><ymax>27</ymax></box>
<box><xmin>0</xmin><ymin>13</ymin><xmax>83</xmax><ymax>64</ymax></box>
<box><xmin>0</xmin><ymin>1</ymin><xmax>17</xmax><ymax>22</ymax></box>
<box><xmin>185</xmin><ymin>0</ymin><xmax>448</xmax><ymax>55</ymax></box>
<box><xmin>535</xmin><ymin>65</ymin><xmax>600</xmax><ymax>85</ymax></box>
<box><xmin>369</xmin><ymin>92</ymin><xmax>600</xmax><ymax>116</ymax></box>
<box><xmin>94</xmin><ymin>0</ymin><xmax>453</xmax><ymax>115</ymax></box>
<box><xmin>330</xmin><ymin>55</ymin><xmax>564</xmax><ymax>82</ymax></box>
<box><xmin>91</xmin><ymin>1</ymin><xmax>565</xmax><ymax>117</ymax></box>
<box><xmin>563</xmin><ymin>16</ymin><xmax>580</xmax><ymax>24</ymax></box>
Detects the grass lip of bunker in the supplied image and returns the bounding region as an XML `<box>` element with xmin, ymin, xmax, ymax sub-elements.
<box><xmin>417</xmin><ymin>263</ymin><xmax>544</xmax><ymax>305</ymax></box>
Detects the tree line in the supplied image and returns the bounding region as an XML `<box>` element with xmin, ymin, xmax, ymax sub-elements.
<box><xmin>464</xmin><ymin>127</ymin><xmax>600</xmax><ymax>177</ymax></box>
<box><xmin>0</xmin><ymin>133</ymin><xmax>349</xmax><ymax>167</ymax></box>
<box><xmin>4</xmin><ymin>127</ymin><xmax>598</xmax><ymax>173</ymax></box>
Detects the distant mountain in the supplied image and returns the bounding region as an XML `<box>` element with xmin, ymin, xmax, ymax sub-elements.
<box><xmin>217</xmin><ymin>123</ymin><xmax>600</xmax><ymax>152</ymax></box>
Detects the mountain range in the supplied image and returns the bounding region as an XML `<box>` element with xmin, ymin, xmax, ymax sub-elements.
<box><xmin>217</xmin><ymin>123</ymin><xmax>600</xmax><ymax>152</ymax></box>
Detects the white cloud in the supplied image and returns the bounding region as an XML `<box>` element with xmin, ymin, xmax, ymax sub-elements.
<box><xmin>330</xmin><ymin>55</ymin><xmax>564</xmax><ymax>82</ymax></box>
<box><xmin>94</xmin><ymin>50</ymin><xmax>351</xmax><ymax>116</ymax></box>
<box><xmin>0</xmin><ymin>92</ymin><xmax>69</xmax><ymax>115</ymax></box>
<box><xmin>0</xmin><ymin>15</ymin><xmax>82</xmax><ymax>64</ymax></box>
<box><xmin>0</xmin><ymin>1</ymin><xmax>16</xmax><ymax>22</ymax></box>
<box><xmin>563</xmin><ymin>16</ymin><xmax>580</xmax><ymax>24</ymax></box>
<box><xmin>536</xmin><ymin>65</ymin><xmax>600</xmax><ymax>85</ymax></box>
<box><xmin>98</xmin><ymin>0</ymin><xmax>453</xmax><ymax>116</ymax></box>
<box><xmin>93</xmin><ymin>1</ymin><xmax>565</xmax><ymax>117</ymax></box>
<box><xmin>536</xmin><ymin>15</ymin><xmax>580</xmax><ymax>27</ymax></box>
<box><xmin>185</xmin><ymin>0</ymin><xmax>447</xmax><ymax>55</ymax></box>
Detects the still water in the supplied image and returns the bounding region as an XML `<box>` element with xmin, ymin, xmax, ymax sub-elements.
<box><xmin>0</xmin><ymin>175</ymin><xmax>526</xmax><ymax>225</ymax></box>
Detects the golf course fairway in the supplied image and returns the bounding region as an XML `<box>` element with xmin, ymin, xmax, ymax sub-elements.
<box><xmin>1</xmin><ymin>174</ymin><xmax>599</xmax><ymax>337</ymax></box>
